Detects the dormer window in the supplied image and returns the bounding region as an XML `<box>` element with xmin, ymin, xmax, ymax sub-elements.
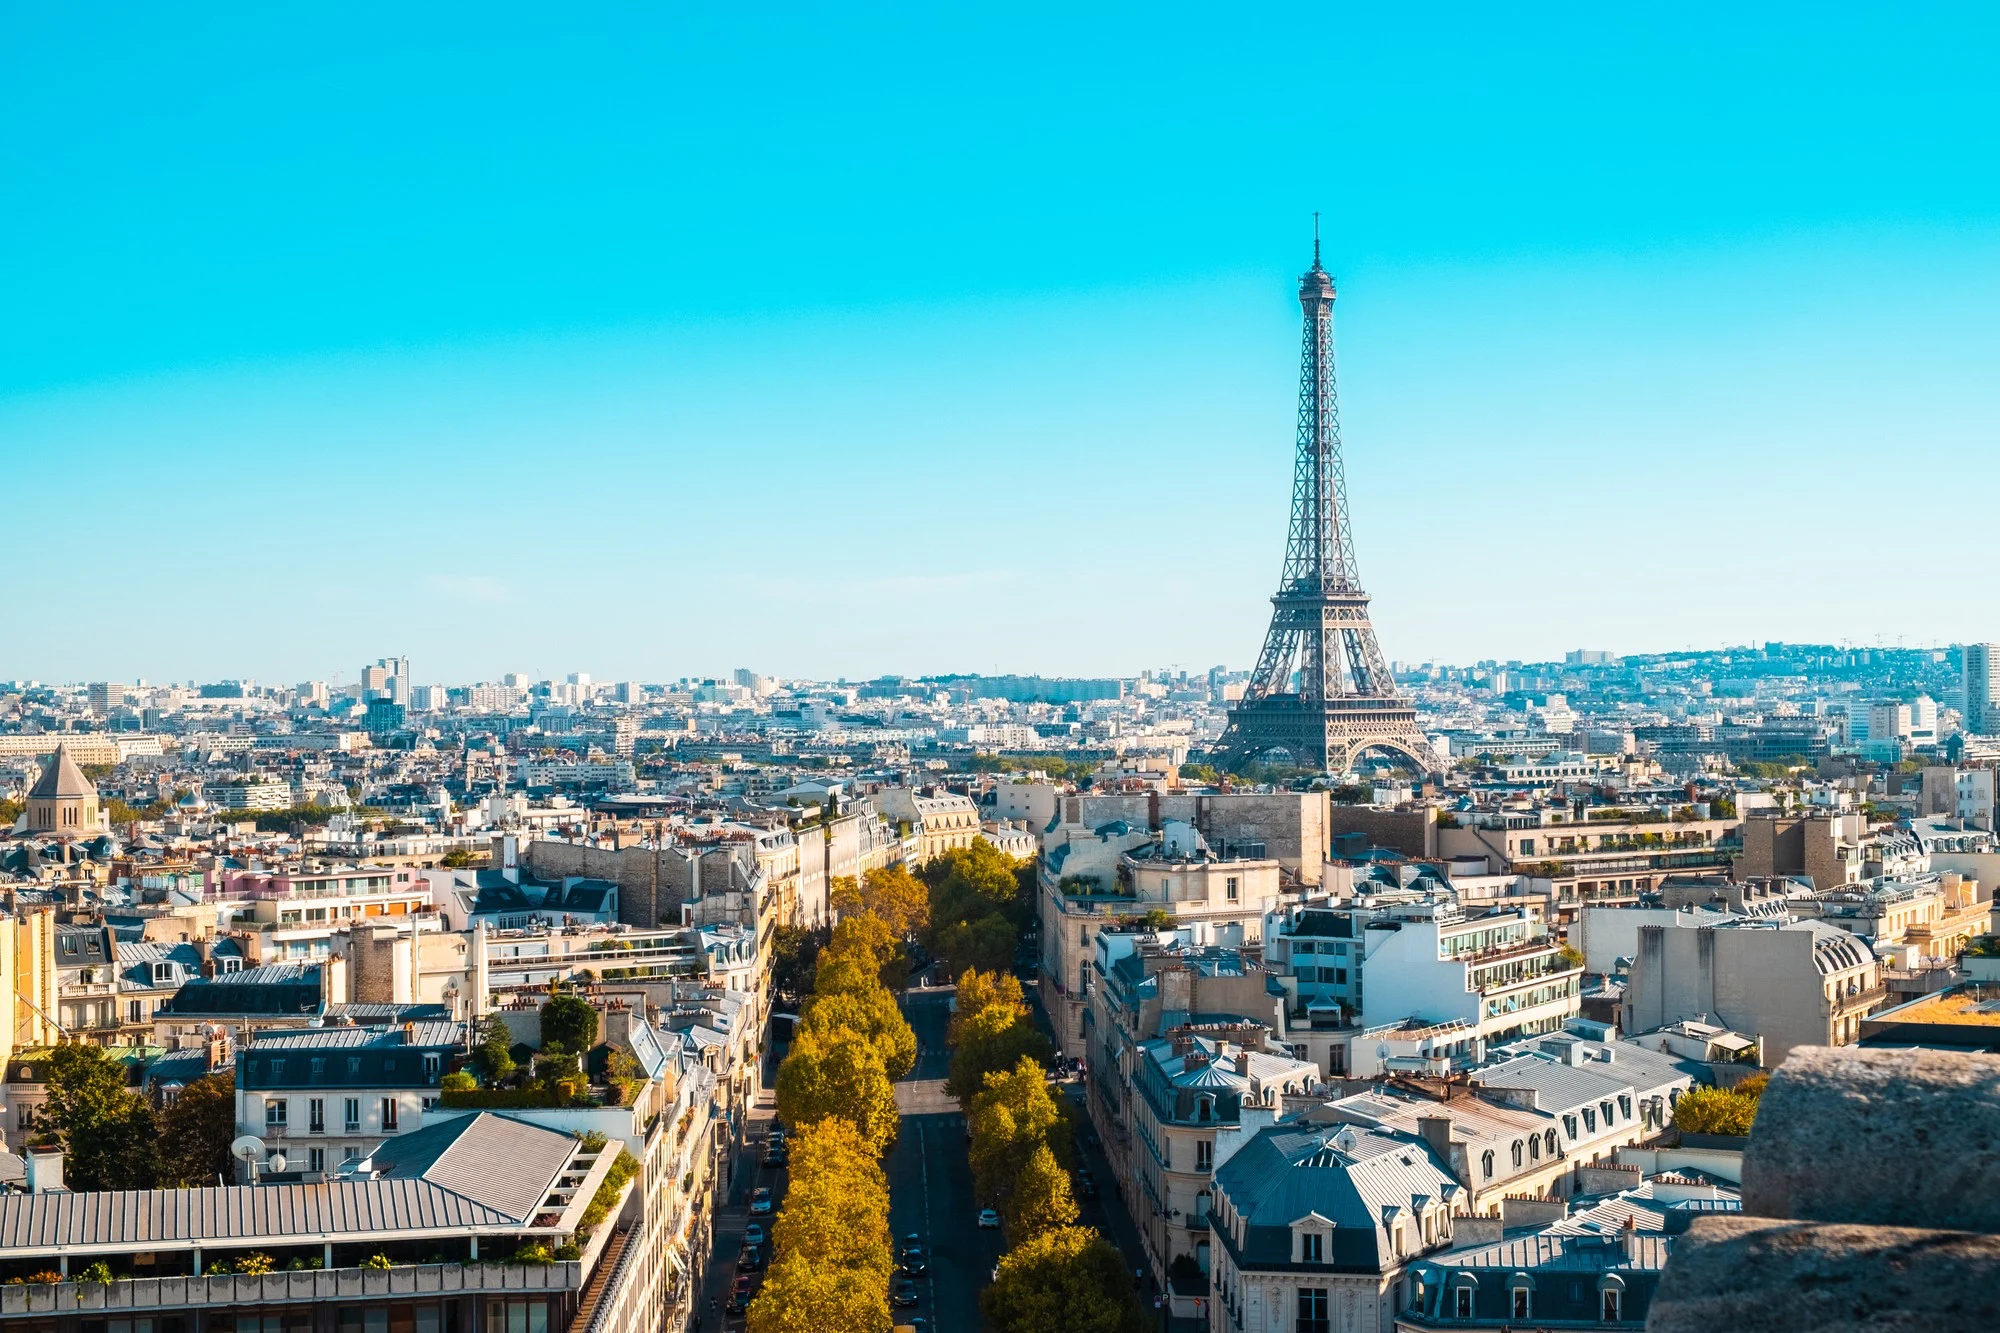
<box><xmin>1545</xmin><ymin>1129</ymin><xmax>1558</xmax><ymax>1156</ymax></box>
<box><xmin>1582</xmin><ymin>1107</ymin><xmax>1597</xmax><ymax>1133</ymax></box>
<box><xmin>1481</xmin><ymin>1150</ymin><xmax>1494</xmax><ymax>1179</ymax></box>
<box><xmin>1564</xmin><ymin>1114</ymin><xmax>1579</xmax><ymax>1139</ymax></box>
<box><xmin>1302</xmin><ymin>1232</ymin><xmax>1323</xmax><ymax>1262</ymax></box>
<box><xmin>219</xmin><ymin>957</ymin><xmax>242</xmax><ymax>974</ymax></box>
<box><xmin>1600</xmin><ymin>1099</ymin><xmax>1616</xmax><ymax>1125</ymax></box>
<box><xmin>151</xmin><ymin>962</ymin><xmax>174</xmax><ymax>984</ymax></box>
<box><xmin>1197</xmin><ymin>1094</ymin><xmax>1215</xmax><ymax>1123</ymax></box>
<box><xmin>1511</xmin><ymin>1140</ymin><xmax>1523</xmax><ymax>1168</ymax></box>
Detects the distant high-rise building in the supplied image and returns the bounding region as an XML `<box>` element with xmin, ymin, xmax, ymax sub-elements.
<box><xmin>88</xmin><ymin>683</ymin><xmax>129</xmax><ymax>715</ymax></box>
<box><xmin>567</xmin><ymin>672</ymin><xmax>592</xmax><ymax>687</ymax></box>
<box><xmin>362</xmin><ymin>657</ymin><xmax>410</xmax><ymax>705</ymax></box>
<box><xmin>295</xmin><ymin>680</ymin><xmax>330</xmax><ymax>709</ymax></box>
<box><xmin>408</xmin><ymin>684</ymin><xmax>443</xmax><ymax>712</ymax></box>
<box><xmin>1965</xmin><ymin>644</ymin><xmax>1999</xmax><ymax>735</ymax></box>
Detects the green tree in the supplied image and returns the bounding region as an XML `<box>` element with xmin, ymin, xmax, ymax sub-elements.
<box><xmin>37</xmin><ymin>1045</ymin><xmax>158</xmax><ymax>1191</ymax></box>
<box><xmin>771</xmin><ymin>924</ymin><xmax>829</xmax><ymax>1000</ymax></box>
<box><xmin>1006</xmin><ymin>1143</ymin><xmax>1079</xmax><ymax>1241</ymax></box>
<box><xmin>982</xmin><ymin>1226</ymin><xmax>1144</xmax><ymax>1333</ymax></box>
<box><xmin>471</xmin><ymin>1017</ymin><xmax>517</xmax><ymax>1083</ymax></box>
<box><xmin>930</xmin><ymin>911</ymin><xmax>1018</xmax><ymax>981</ymax></box>
<box><xmin>775</xmin><ymin>1028</ymin><xmax>901</xmax><ymax>1154</ymax></box>
<box><xmin>949</xmin><ymin>1005</ymin><xmax>1052</xmax><ymax>1103</ymax></box>
<box><xmin>540</xmin><ymin>993</ymin><xmax>599</xmax><ymax>1055</ymax></box>
<box><xmin>157</xmin><ymin>1072</ymin><xmax>238</xmax><ymax>1187</ymax></box>
<box><xmin>800</xmin><ymin>987</ymin><xmax>917</xmax><ymax>1081</ymax></box>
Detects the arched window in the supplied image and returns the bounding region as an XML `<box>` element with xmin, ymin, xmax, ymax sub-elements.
<box><xmin>1481</xmin><ymin>1150</ymin><xmax>1494</xmax><ymax>1179</ymax></box>
<box><xmin>1599</xmin><ymin>1273</ymin><xmax>1626</xmax><ymax>1321</ymax></box>
<box><xmin>1452</xmin><ymin>1275</ymin><xmax>1478</xmax><ymax>1320</ymax></box>
<box><xmin>1545</xmin><ymin>1129</ymin><xmax>1558</xmax><ymax>1156</ymax></box>
<box><xmin>1196</xmin><ymin>1095</ymin><xmax>1214</xmax><ymax>1123</ymax></box>
<box><xmin>1511</xmin><ymin>1140</ymin><xmax>1524</xmax><ymax>1168</ymax></box>
<box><xmin>1528</xmin><ymin>1134</ymin><xmax>1540</xmax><ymax>1161</ymax></box>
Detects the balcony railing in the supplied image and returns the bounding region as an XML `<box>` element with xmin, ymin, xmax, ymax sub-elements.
<box><xmin>0</xmin><ymin>1262</ymin><xmax>582</xmax><ymax>1317</ymax></box>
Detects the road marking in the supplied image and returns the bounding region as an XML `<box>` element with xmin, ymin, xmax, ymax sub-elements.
<box><xmin>919</xmin><ymin>1120</ymin><xmax>938</xmax><ymax>1316</ymax></box>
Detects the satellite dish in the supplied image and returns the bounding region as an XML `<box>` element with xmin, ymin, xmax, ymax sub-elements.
<box><xmin>231</xmin><ymin>1135</ymin><xmax>267</xmax><ymax>1162</ymax></box>
<box><xmin>266</xmin><ymin>1152</ymin><xmax>288</xmax><ymax>1174</ymax></box>
<box><xmin>1376</xmin><ymin>1044</ymin><xmax>1390</xmax><ymax>1062</ymax></box>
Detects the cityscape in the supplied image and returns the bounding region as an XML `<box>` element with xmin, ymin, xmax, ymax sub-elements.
<box><xmin>6</xmin><ymin>8</ymin><xmax>2000</xmax><ymax>1333</ymax></box>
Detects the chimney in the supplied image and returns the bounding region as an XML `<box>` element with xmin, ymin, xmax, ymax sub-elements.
<box><xmin>205</xmin><ymin>1025</ymin><xmax>231</xmax><ymax>1073</ymax></box>
<box><xmin>1235</xmin><ymin>1051</ymin><xmax>1251</xmax><ymax>1076</ymax></box>
<box><xmin>25</xmin><ymin>1148</ymin><xmax>64</xmax><ymax>1194</ymax></box>
<box><xmin>1416</xmin><ymin>1114</ymin><xmax>1454</xmax><ymax>1161</ymax></box>
<box><xmin>1621</xmin><ymin>1211</ymin><xmax>1641</xmax><ymax>1262</ymax></box>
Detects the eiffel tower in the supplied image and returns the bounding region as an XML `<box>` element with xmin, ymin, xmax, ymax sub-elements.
<box><xmin>1213</xmin><ymin>235</ymin><xmax>1438</xmax><ymax>775</ymax></box>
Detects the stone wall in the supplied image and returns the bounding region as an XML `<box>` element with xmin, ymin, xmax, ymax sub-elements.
<box><xmin>1648</xmin><ymin>1045</ymin><xmax>2000</xmax><ymax>1332</ymax></box>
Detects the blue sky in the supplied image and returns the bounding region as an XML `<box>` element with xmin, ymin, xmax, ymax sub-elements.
<box><xmin>5</xmin><ymin>4</ymin><xmax>1997</xmax><ymax>686</ymax></box>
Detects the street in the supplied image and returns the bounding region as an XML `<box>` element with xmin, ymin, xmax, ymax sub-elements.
<box><xmin>889</xmin><ymin>989</ymin><xmax>1006</xmax><ymax>1331</ymax></box>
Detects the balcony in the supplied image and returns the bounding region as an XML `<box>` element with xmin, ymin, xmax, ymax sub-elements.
<box><xmin>0</xmin><ymin>1262</ymin><xmax>582</xmax><ymax>1317</ymax></box>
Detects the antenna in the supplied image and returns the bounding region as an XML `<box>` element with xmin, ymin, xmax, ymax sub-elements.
<box><xmin>1313</xmin><ymin>211</ymin><xmax>1321</xmax><ymax>266</ymax></box>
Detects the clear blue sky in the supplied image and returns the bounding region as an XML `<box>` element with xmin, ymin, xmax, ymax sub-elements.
<box><xmin>6</xmin><ymin>4</ymin><xmax>1997</xmax><ymax>686</ymax></box>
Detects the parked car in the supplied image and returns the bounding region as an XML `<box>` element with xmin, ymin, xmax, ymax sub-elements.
<box><xmin>750</xmin><ymin>1186</ymin><xmax>774</xmax><ymax>1214</ymax></box>
<box><xmin>737</xmin><ymin>1245</ymin><xmax>765</xmax><ymax>1273</ymax></box>
<box><xmin>977</xmin><ymin>1208</ymin><xmax>1001</xmax><ymax>1229</ymax></box>
<box><xmin>892</xmin><ymin>1278</ymin><xmax>920</xmax><ymax>1308</ymax></box>
<box><xmin>744</xmin><ymin>1222</ymin><xmax>767</xmax><ymax>1248</ymax></box>
<box><xmin>726</xmin><ymin>1276</ymin><xmax>754</xmax><ymax>1313</ymax></box>
<box><xmin>763</xmin><ymin>1147</ymin><xmax>789</xmax><ymax>1168</ymax></box>
<box><xmin>898</xmin><ymin>1236</ymin><xmax>926</xmax><ymax>1274</ymax></box>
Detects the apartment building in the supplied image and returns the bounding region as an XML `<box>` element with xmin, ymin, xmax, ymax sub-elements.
<box><xmin>1358</xmin><ymin>901</ymin><xmax>1582</xmax><ymax>1048</ymax></box>
<box><xmin>876</xmin><ymin>786</ymin><xmax>982</xmax><ymax>861</ymax></box>
<box><xmin>235</xmin><ymin>1022</ymin><xmax>466</xmax><ymax>1179</ymax></box>
<box><xmin>1623</xmin><ymin>918</ymin><xmax>1884</xmax><ymax>1064</ymax></box>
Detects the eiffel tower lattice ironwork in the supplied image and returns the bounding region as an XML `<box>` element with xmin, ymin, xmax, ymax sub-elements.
<box><xmin>1213</xmin><ymin>237</ymin><xmax>1438</xmax><ymax>775</ymax></box>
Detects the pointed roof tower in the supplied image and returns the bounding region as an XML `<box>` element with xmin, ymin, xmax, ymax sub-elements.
<box><xmin>24</xmin><ymin>744</ymin><xmax>103</xmax><ymax>836</ymax></box>
<box><xmin>29</xmin><ymin>745</ymin><xmax>96</xmax><ymax>801</ymax></box>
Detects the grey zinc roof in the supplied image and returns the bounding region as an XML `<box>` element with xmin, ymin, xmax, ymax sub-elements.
<box><xmin>1214</xmin><ymin>1123</ymin><xmax>1459</xmax><ymax>1273</ymax></box>
<box><xmin>0</xmin><ymin>1179</ymin><xmax>519</xmax><ymax>1259</ymax></box>
<box><xmin>245</xmin><ymin>1022</ymin><xmax>464</xmax><ymax>1051</ymax></box>
<box><xmin>368</xmin><ymin>1113</ymin><xmax>578</xmax><ymax>1223</ymax></box>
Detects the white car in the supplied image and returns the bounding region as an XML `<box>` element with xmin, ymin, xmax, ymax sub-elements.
<box><xmin>977</xmin><ymin>1208</ymin><xmax>1001</xmax><ymax>1229</ymax></box>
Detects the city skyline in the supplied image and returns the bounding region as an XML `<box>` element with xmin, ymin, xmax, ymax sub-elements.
<box><xmin>6</xmin><ymin>6</ymin><xmax>1999</xmax><ymax>681</ymax></box>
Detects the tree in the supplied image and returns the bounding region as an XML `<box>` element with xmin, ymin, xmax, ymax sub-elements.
<box><xmin>832</xmin><ymin>865</ymin><xmax>932</xmax><ymax>939</ymax></box>
<box><xmin>540</xmin><ymin>993</ymin><xmax>598</xmax><ymax>1055</ymax></box>
<box><xmin>772</xmin><ymin>1118</ymin><xmax>892</xmax><ymax>1282</ymax></box>
<box><xmin>948</xmin><ymin>1004</ymin><xmax>1052</xmax><ymax>1102</ymax></box>
<box><xmin>470</xmin><ymin>1017</ymin><xmax>517</xmax><ymax>1083</ymax></box>
<box><xmin>157</xmin><ymin>1072</ymin><xmax>237</xmax><ymax>1187</ymax></box>
<box><xmin>982</xmin><ymin>1226</ymin><xmax>1144</xmax><ymax>1333</ymax></box>
<box><xmin>968</xmin><ymin>1056</ymin><xmax>1073</xmax><ymax>1209</ymax></box>
<box><xmin>926</xmin><ymin>840</ymin><xmax>1028</xmax><ymax>922</ymax></box>
<box><xmin>746</xmin><ymin>1259</ymin><xmax>892</xmax><ymax>1333</ymax></box>
<box><xmin>37</xmin><ymin>1045</ymin><xmax>158</xmax><ymax>1191</ymax></box>
<box><xmin>800</xmin><ymin>987</ymin><xmax>917</xmax><ymax>1081</ymax></box>
<box><xmin>774</xmin><ymin>1028</ymin><xmax>901</xmax><ymax>1154</ymax></box>
<box><xmin>929</xmin><ymin>911</ymin><xmax>1018</xmax><ymax>981</ymax></box>
<box><xmin>771</xmin><ymin>924</ymin><xmax>829</xmax><ymax>1000</ymax></box>
<box><xmin>1672</xmin><ymin>1075</ymin><xmax>1767</xmax><ymax>1138</ymax></box>
<box><xmin>951</xmin><ymin>968</ymin><xmax>1026</xmax><ymax>1044</ymax></box>
<box><xmin>1006</xmin><ymin>1143</ymin><xmax>1079</xmax><ymax>1241</ymax></box>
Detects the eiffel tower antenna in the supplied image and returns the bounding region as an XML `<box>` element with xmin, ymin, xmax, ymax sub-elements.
<box><xmin>1211</xmin><ymin>233</ymin><xmax>1438</xmax><ymax>776</ymax></box>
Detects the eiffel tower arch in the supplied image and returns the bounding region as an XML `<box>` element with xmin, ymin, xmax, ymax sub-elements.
<box><xmin>1212</xmin><ymin>237</ymin><xmax>1439</xmax><ymax>776</ymax></box>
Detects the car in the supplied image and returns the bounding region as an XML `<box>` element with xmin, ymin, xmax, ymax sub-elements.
<box><xmin>726</xmin><ymin>1276</ymin><xmax>754</xmax><ymax>1313</ymax></box>
<box><xmin>763</xmin><ymin>1150</ymin><xmax>788</xmax><ymax>1168</ymax></box>
<box><xmin>1077</xmin><ymin>1178</ymin><xmax>1099</xmax><ymax>1200</ymax></box>
<box><xmin>737</xmin><ymin>1245</ymin><xmax>765</xmax><ymax>1273</ymax></box>
<box><xmin>744</xmin><ymin>1222</ymin><xmax>767</xmax><ymax>1248</ymax></box>
<box><xmin>898</xmin><ymin>1237</ymin><xmax>926</xmax><ymax>1275</ymax></box>
<box><xmin>891</xmin><ymin>1278</ymin><xmax>920</xmax><ymax>1308</ymax></box>
<box><xmin>977</xmin><ymin>1208</ymin><xmax>1001</xmax><ymax>1229</ymax></box>
<box><xmin>750</xmin><ymin>1186</ymin><xmax>774</xmax><ymax>1214</ymax></box>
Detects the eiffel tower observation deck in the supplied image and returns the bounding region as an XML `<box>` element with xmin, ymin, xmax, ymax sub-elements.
<box><xmin>1212</xmin><ymin>236</ymin><xmax>1439</xmax><ymax>776</ymax></box>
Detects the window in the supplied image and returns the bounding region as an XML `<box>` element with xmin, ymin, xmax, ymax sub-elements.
<box><xmin>1454</xmin><ymin>1286</ymin><xmax>1474</xmax><ymax>1319</ymax></box>
<box><xmin>310</xmin><ymin>1057</ymin><xmax>326</xmax><ymax>1077</ymax></box>
<box><xmin>1196</xmin><ymin>1140</ymin><xmax>1213</xmax><ymax>1171</ymax></box>
<box><xmin>1582</xmin><ymin>1107</ymin><xmax>1597</xmax><ymax>1133</ymax></box>
<box><xmin>219</xmin><ymin>957</ymin><xmax>242</xmax><ymax>974</ymax></box>
<box><xmin>1602</xmin><ymin>1289</ymin><xmax>1621</xmax><ymax>1320</ymax></box>
<box><xmin>1618</xmin><ymin>1094</ymin><xmax>1632</xmax><ymax>1122</ymax></box>
<box><xmin>1600</xmin><ymin>1099</ymin><xmax>1616</xmax><ymax>1126</ymax></box>
<box><xmin>264</xmin><ymin>1097</ymin><xmax>287</xmax><ymax>1127</ymax></box>
<box><xmin>128</xmin><ymin>1000</ymin><xmax>143</xmax><ymax>1023</ymax></box>
<box><xmin>1301</xmin><ymin>1232</ymin><xmax>1323</xmax><ymax>1262</ymax></box>
<box><xmin>151</xmin><ymin>962</ymin><xmax>175</xmax><ymax>984</ymax></box>
<box><xmin>1225</xmin><ymin>876</ymin><xmax>1239</xmax><ymax>902</ymax></box>
<box><xmin>1295</xmin><ymin>1287</ymin><xmax>1329</xmax><ymax>1333</ymax></box>
<box><xmin>1197</xmin><ymin>1095</ymin><xmax>1215</xmax><ymax>1124</ymax></box>
<box><xmin>1481</xmin><ymin>1150</ymin><xmax>1494</xmax><ymax>1179</ymax></box>
<box><xmin>344</xmin><ymin>1098</ymin><xmax>361</xmax><ymax>1133</ymax></box>
<box><xmin>1295</xmin><ymin>966</ymin><xmax>1317</xmax><ymax>983</ymax></box>
<box><xmin>1564</xmin><ymin>1114</ymin><xmax>1579</xmax><ymax>1140</ymax></box>
<box><xmin>484</xmin><ymin>1303</ymin><xmax>549</xmax><ymax>1333</ymax></box>
<box><xmin>269</xmin><ymin>1059</ymin><xmax>286</xmax><ymax>1079</ymax></box>
<box><xmin>60</xmin><ymin>937</ymin><xmax>77</xmax><ymax>956</ymax></box>
<box><xmin>347</xmin><ymin>1057</ymin><xmax>362</xmax><ymax>1076</ymax></box>
<box><xmin>308</xmin><ymin>1147</ymin><xmax>325</xmax><ymax>1173</ymax></box>
<box><xmin>1529</xmin><ymin>1134</ymin><xmax>1540</xmax><ymax>1161</ymax></box>
<box><xmin>1511</xmin><ymin>1140</ymin><xmax>1523</xmax><ymax>1168</ymax></box>
<box><xmin>382</xmin><ymin>1098</ymin><xmax>399</xmax><ymax>1131</ymax></box>
<box><xmin>423</xmin><ymin>1053</ymin><xmax>441</xmax><ymax>1082</ymax></box>
<box><xmin>309</xmin><ymin>1098</ymin><xmax>326</xmax><ymax>1132</ymax></box>
<box><xmin>1512</xmin><ymin>1288</ymin><xmax>1531</xmax><ymax>1320</ymax></box>
<box><xmin>1545</xmin><ymin>1129</ymin><xmax>1558</xmax><ymax>1156</ymax></box>
<box><xmin>343</xmin><ymin>1146</ymin><xmax>363</xmax><ymax>1162</ymax></box>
